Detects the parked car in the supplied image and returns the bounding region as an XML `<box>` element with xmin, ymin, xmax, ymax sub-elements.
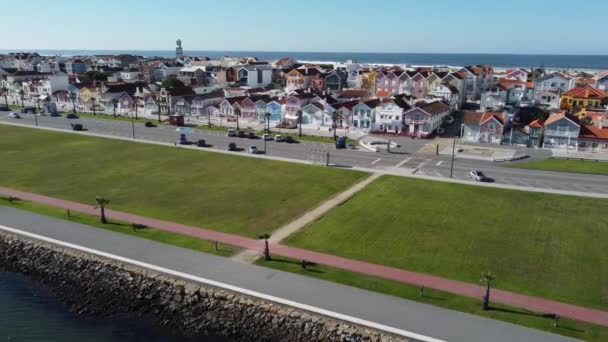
<box><xmin>50</xmin><ymin>112</ymin><xmax>60</xmax><ymax>117</ymax></box>
<box><xmin>145</xmin><ymin>121</ymin><xmax>156</xmax><ymax>128</ymax></box>
<box><xmin>71</xmin><ymin>123</ymin><xmax>84</xmax><ymax>131</ymax></box>
<box><xmin>445</xmin><ymin>116</ymin><xmax>455</xmax><ymax>124</ymax></box>
<box><xmin>8</xmin><ymin>112</ymin><xmax>21</xmax><ymax>119</ymax></box>
<box><xmin>335</xmin><ymin>136</ymin><xmax>347</xmax><ymax>149</ymax></box>
<box><xmin>178</xmin><ymin>134</ymin><xmax>188</xmax><ymax>145</ymax></box>
<box><xmin>468</xmin><ymin>170</ymin><xmax>493</xmax><ymax>182</ymax></box>
<box><xmin>248</xmin><ymin>146</ymin><xmax>259</xmax><ymax>154</ymax></box>
<box><xmin>21</xmin><ymin>107</ymin><xmax>37</xmax><ymax>114</ymax></box>
<box><xmin>196</xmin><ymin>139</ymin><xmax>207</xmax><ymax>147</ymax></box>
<box><xmin>227</xmin><ymin>128</ymin><xmax>236</xmax><ymax>137</ymax></box>
<box><xmin>262</xmin><ymin>133</ymin><xmax>271</xmax><ymax>141</ymax></box>
<box><xmin>237</xmin><ymin>130</ymin><xmax>247</xmax><ymax>138</ymax></box>
<box><xmin>285</xmin><ymin>136</ymin><xmax>296</xmax><ymax>144</ymax></box>
<box><xmin>0</xmin><ymin>106</ymin><xmax>9</xmax><ymax>111</ymax></box>
<box><xmin>227</xmin><ymin>142</ymin><xmax>238</xmax><ymax>151</ymax></box>
<box><xmin>66</xmin><ymin>113</ymin><xmax>79</xmax><ymax>119</ymax></box>
<box><xmin>247</xmin><ymin>131</ymin><xmax>257</xmax><ymax>139</ymax></box>
<box><xmin>274</xmin><ymin>134</ymin><xmax>284</xmax><ymax>142</ymax></box>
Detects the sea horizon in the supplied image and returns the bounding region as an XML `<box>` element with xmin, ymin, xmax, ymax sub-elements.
<box><xmin>2</xmin><ymin>49</ymin><xmax>608</xmax><ymax>70</ymax></box>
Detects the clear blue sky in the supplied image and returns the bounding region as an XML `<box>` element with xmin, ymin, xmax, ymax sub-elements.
<box><xmin>2</xmin><ymin>0</ymin><xmax>607</xmax><ymax>54</ymax></box>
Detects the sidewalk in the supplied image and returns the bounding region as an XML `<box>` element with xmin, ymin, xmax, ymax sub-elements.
<box><xmin>1</xmin><ymin>185</ymin><xmax>607</xmax><ymax>327</ymax></box>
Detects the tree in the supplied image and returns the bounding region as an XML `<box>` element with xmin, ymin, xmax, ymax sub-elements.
<box><xmin>134</xmin><ymin>99</ymin><xmax>139</xmax><ymax>120</ymax></box>
<box><xmin>68</xmin><ymin>91</ymin><xmax>77</xmax><ymax>114</ymax></box>
<box><xmin>18</xmin><ymin>88</ymin><xmax>25</xmax><ymax>108</ymax></box>
<box><xmin>480</xmin><ymin>271</ymin><xmax>495</xmax><ymax>310</ymax></box>
<box><xmin>160</xmin><ymin>78</ymin><xmax>186</xmax><ymax>91</ymax></box>
<box><xmin>331</xmin><ymin>111</ymin><xmax>340</xmax><ymax>141</ymax></box>
<box><xmin>112</xmin><ymin>98</ymin><xmax>118</xmax><ymax>117</ymax></box>
<box><xmin>264</xmin><ymin>112</ymin><xmax>272</xmax><ymax>133</ymax></box>
<box><xmin>84</xmin><ymin>71</ymin><xmax>108</xmax><ymax>82</ymax></box>
<box><xmin>258</xmin><ymin>233</ymin><xmax>272</xmax><ymax>261</ymax></box>
<box><xmin>157</xmin><ymin>99</ymin><xmax>162</xmax><ymax>123</ymax></box>
<box><xmin>581</xmin><ymin>116</ymin><xmax>593</xmax><ymax>125</ymax></box>
<box><xmin>1</xmin><ymin>85</ymin><xmax>8</xmax><ymax>107</ymax></box>
<box><xmin>296</xmin><ymin>110</ymin><xmax>303</xmax><ymax>137</ymax></box>
<box><xmin>94</xmin><ymin>196</ymin><xmax>110</xmax><ymax>224</ymax></box>
<box><xmin>234</xmin><ymin>107</ymin><xmax>241</xmax><ymax>131</ymax></box>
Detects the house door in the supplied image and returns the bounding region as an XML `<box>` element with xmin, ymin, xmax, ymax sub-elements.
<box><xmin>403</xmin><ymin>125</ymin><xmax>409</xmax><ymax>134</ymax></box>
<box><xmin>414</xmin><ymin>125</ymin><xmax>420</xmax><ymax>134</ymax></box>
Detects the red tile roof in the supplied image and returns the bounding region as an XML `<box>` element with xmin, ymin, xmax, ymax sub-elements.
<box><xmin>562</xmin><ymin>86</ymin><xmax>608</xmax><ymax>99</ymax></box>
<box><xmin>580</xmin><ymin>124</ymin><xmax>608</xmax><ymax>140</ymax></box>
<box><xmin>463</xmin><ymin>111</ymin><xmax>484</xmax><ymax>125</ymax></box>
<box><xmin>529</xmin><ymin>119</ymin><xmax>543</xmax><ymax>128</ymax></box>
<box><xmin>480</xmin><ymin>112</ymin><xmax>505</xmax><ymax>125</ymax></box>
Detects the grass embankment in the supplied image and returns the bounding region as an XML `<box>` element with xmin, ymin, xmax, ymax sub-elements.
<box><xmin>508</xmin><ymin>158</ymin><xmax>608</xmax><ymax>176</ymax></box>
<box><xmin>196</xmin><ymin>125</ymin><xmax>358</xmax><ymax>145</ymax></box>
<box><xmin>256</xmin><ymin>257</ymin><xmax>608</xmax><ymax>342</ymax></box>
<box><xmin>285</xmin><ymin>176</ymin><xmax>608</xmax><ymax>311</ymax></box>
<box><xmin>0</xmin><ymin>125</ymin><xmax>365</xmax><ymax>237</ymax></box>
<box><xmin>1</xmin><ymin>198</ymin><xmax>238</xmax><ymax>256</ymax></box>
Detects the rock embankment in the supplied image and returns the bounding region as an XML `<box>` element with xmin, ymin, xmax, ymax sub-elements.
<box><xmin>0</xmin><ymin>232</ymin><xmax>412</xmax><ymax>342</ymax></box>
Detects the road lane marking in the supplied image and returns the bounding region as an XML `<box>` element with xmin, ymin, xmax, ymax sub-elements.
<box><xmin>436</xmin><ymin>161</ymin><xmax>444</xmax><ymax>166</ymax></box>
<box><xmin>417</xmin><ymin>159</ymin><xmax>432</xmax><ymax>169</ymax></box>
<box><xmin>0</xmin><ymin>224</ymin><xmax>445</xmax><ymax>342</ymax></box>
<box><xmin>370</xmin><ymin>158</ymin><xmax>382</xmax><ymax>165</ymax></box>
<box><xmin>393</xmin><ymin>157</ymin><xmax>412</xmax><ymax>169</ymax></box>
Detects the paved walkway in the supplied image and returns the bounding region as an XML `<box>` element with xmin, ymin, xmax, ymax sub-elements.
<box><xmin>1</xmin><ymin>186</ymin><xmax>607</xmax><ymax>328</ymax></box>
<box><xmin>0</xmin><ymin>206</ymin><xmax>577</xmax><ymax>342</ymax></box>
<box><xmin>232</xmin><ymin>173</ymin><xmax>382</xmax><ymax>262</ymax></box>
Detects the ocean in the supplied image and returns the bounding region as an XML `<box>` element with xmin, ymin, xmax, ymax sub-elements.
<box><xmin>0</xmin><ymin>271</ymin><xmax>231</xmax><ymax>342</ymax></box>
<box><xmin>1</xmin><ymin>49</ymin><xmax>608</xmax><ymax>70</ymax></box>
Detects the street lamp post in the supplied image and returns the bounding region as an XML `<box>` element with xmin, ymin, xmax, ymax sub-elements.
<box><xmin>131</xmin><ymin>103</ymin><xmax>136</xmax><ymax>139</ymax></box>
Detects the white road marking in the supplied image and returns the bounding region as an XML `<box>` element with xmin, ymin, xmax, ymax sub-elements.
<box><xmin>436</xmin><ymin>161</ymin><xmax>444</xmax><ymax>166</ymax></box>
<box><xmin>393</xmin><ymin>157</ymin><xmax>412</xmax><ymax>169</ymax></box>
<box><xmin>370</xmin><ymin>158</ymin><xmax>382</xmax><ymax>165</ymax></box>
<box><xmin>0</xmin><ymin>224</ymin><xmax>445</xmax><ymax>342</ymax></box>
<box><xmin>417</xmin><ymin>159</ymin><xmax>433</xmax><ymax>169</ymax></box>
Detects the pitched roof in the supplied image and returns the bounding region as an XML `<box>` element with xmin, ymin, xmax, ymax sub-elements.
<box><xmin>480</xmin><ymin>112</ymin><xmax>505</xmax><ymax>125</ymax></box>
<box><xmin>463</xmin><ymin>111</ymin><xmax>484</xmax><ymax>125</ymax></box>
<box><xmin>579</xmin><ymin>124</ymin><xmax>608</xmax><ymax>140</ymax></box>
<box><xmin>416</xmin><ymin>101</ymin><xmax>450</xmax><ymax>116</ymax></box>
<box><xmin>529</xmin><ymin>119</ymin><xmax>543</xmax><ymax>128</ymax></box>
<box><xmin>544</xmin><ymin>112</ymin><xmax>579</xmax><ymax>127</ymax></box>
<box><xmin>562</xmin><ymin>85</ymin><xmax>608</xmax><ymax>99</ymax></box>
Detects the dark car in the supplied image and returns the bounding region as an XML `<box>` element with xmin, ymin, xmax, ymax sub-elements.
<box><xmin>335</xmin><ymin>136</ymin><xmax>347</xmax><ymax>149</ymax></box>
<box><xmin>247</xmin><ymin>131</ymin><xmax>257</xmax><ymax>139</ymax></box>
<box><xmin>237</xmin><ymin>130</ymin><xmax>247</xmax><ymax>138</ymax></box>
<box><xmin>0</xmin><ymin>106</ymin><xmax>9</xmax><ymax>111</ymax></box>
<box><xmin>66</xmin><ymin>113</ymin><xmax>79</xmax><ymax>119</ymax></box>
<box><xmin>228</xmin><ymin>142</ymin><xmax>238</xmax><ymax>151</ymax></box>
<box><xmin>285</xmin><ymin>136</ymin><xmax>296</xmax><ymax>144</ymax></box>
<box><xmin>196</xmin><ymin>139</ymin><xmax>207</xmax><ymax>147</ymax></box>
<box><xmin>50</xmin><ymin>112</ymin><xmax>60</xmax><ymax>117</ymax></box>
<box><xmin>178</xmin><ymin>134</ymin><xmax>188</xmax><ymax>145</ymax></box>
<box><xmin>71</xmin><ymin>123</ymin><xmax>84</xmax><ymax>131</ymax></box>
<box><xmin>21</xmin><ymin>107</ymin><xmax>37</xmax><ymax>114</ymax></box>
<box><xmin>145</xmin><ymin>121</ymin><xmax>156</xmax><ymax>128</ymax></box>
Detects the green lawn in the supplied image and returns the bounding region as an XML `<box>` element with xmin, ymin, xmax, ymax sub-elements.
<box><xmin>285</xmin><ymin>176</ymin><xmax>608</xmax><ymax>311</ymax></box>
<box><xmin>0</xmin><ymin>125</ymin><xmax>364</xmax><ymax>237</ymax></box>
<box><xmin>508</xmin><ymin>158</ymin><xmax>608</xmax><ymax>176</ymax></box>
<box><xmin>256</xmin><ymin>257</ymin><xmax>608</xmax><ymax>342</ymax></box>
<box><xmin>1</xmin><ymin>198</ymin><xmax>238</xmax><ymax>257</ymax></box>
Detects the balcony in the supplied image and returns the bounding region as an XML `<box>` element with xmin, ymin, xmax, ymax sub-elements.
<box><xmin>544</xmin><ymin>130</ymin><xmax>578</xmax><ymax>138</ymax></box>
<box><xmin>404</xmin><ymin>119</ymin><xmax>429</xmax><ymax>125</ymax></box>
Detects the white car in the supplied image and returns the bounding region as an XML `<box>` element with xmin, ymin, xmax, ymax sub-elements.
<box><xmin>227</xmin><ymin>128</ymin><xmax>236</xmax><ymax>137</ymax></box>
<box><xmin>248</xmin><ymin>146</ymin><xmax>259</xmax><ymax>154</ymax></box>
<box><xmin>8</xmin><ymin>112</ymin><xmax>21</xmax><ymax>119</ymax></box>
<box><xmin>274</xmin><ymin>134</ymin><xmax>284</xmax><ymax>142</ymax></box>
<box><xmin>468</xmin><ymin>170</ymin><xmax>491</xmax><ymax>182</ymax></box>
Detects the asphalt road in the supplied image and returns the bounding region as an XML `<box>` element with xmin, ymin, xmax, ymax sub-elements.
<box><xmin>0</xmin><ymin>206</ymin><xmax>578</xmax><ymax>342</ymax></box>
<box><xmin>3</xmin><ymin>111</ymin><xmax>608</xmax><ymax>194</ymax></box>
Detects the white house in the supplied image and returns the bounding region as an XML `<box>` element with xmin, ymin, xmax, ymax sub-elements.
<box><xmin>372</xmin><ymin>97</ymin><xmax>412</xmax><ymax>133</ymax></box>
<box><xmin>533</xmin><ymin>72</ymin><xmax>575</xmax><ymax>96</ymax></box>
<box><xmin>534</xmin><ymin>90</ymin><xmax>561</xmax><ymax>110</ymax></box>
<box><xmin>237</xmin><ymin>65</ymin><xmax>272</xmax><ymax>87</ymax></box>
<box><xmin>429</xmin><ymin>83</ymin><xmax>460</xmax><ymax>111</ymax></box>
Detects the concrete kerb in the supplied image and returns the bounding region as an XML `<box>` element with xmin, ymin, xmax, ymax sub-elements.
<box><xmin>4</xmin><ymin>121</ymin><xmax>608</xmax><ymax>199</ymax></box>
<box><xmin>0</xmin><ymin>224</ymin><xmax>444</xmax><ymax>342</ymax></box>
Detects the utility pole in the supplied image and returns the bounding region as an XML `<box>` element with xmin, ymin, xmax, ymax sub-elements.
<box><xmin>450</xmin><ymin>134</ymin><xmax>456</xmax><ymax>179</ymax></box>
<box><xmin>131</xmin><ymin>109</ymin><xmax>136</xmax><ymax>139</ymax></box>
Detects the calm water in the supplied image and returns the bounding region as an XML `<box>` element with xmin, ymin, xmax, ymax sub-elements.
<box><xmin>0</xmin><ymin>271</ymin><xmax>231</xmax><ymax>342</ymax></box>
<box><xmin>2</xmin><ymin>49</ymin><xmax>608</xmax><ymax>69</ymax></box>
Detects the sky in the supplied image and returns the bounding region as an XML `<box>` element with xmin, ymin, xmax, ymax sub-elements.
<box><xmin>2</xmin><ymin>0</ymin><xmax>608</xmax><ymax>55</ymax></box>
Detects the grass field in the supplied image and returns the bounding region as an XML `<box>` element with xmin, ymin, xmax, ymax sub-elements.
<box><xmin>256</xmin><ymin>257</ymin><xmax>608</xmax><ymax>342</ymax></box>
<box><xmin>508</xmin><ymin>158</ymin><xmax>608</xmax><ymax>176</ymax></box>
<box><xmin>0</xmin><ymin>125</ymin><xmax>364</xmax><ymax>237</ymax></box>
<box><xmin>1</xmin><ymin>198</ymin><xmax>238</xmax><ymax>256</ymax></box>
<box><xmin>284</xmin><ymin>176</ymin><xmax>608</xmax><ymax>311</ymax></box>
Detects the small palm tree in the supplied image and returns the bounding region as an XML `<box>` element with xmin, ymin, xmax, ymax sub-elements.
<box><xmin>234</xmin><ymin>107</ymin><xmax>241</xmax><ymax>131</ymax></box>
<box><xmin>112</xmin><ymin>98</ymin><xmax>118</xmax><ymax>117</ymax></box>
<box><xmin>91</xmin><ymin>97</ymin><xmax>97</xmax><ymax>116</ymax></box>
<box><xmin>18</xmin><ymin>88</ymin><xmax>25</xmax><ymax>108</ymax></box>
<box><xmin>1</xmin><ymin>85</ymin><xmax>8</xmax><ymax>106</ymax></box>
<box><xmin>94</xmin><ymin>196</ymin><xmax>110</xmax><ymax>224</ymax></box>
<box><xmin>296</xmin><ymin>110</ymin><xmax>303</xmax><ymax>137</ymax></box>
<box><xmin>331</xmin><ymin>111</ymin><xmax>340</xmax><ymax>141</ymax></box>
<box><xmin>69</xmin><ymin>91</ymin><xmax>77</xmax><ymax>114</ymax></box>
<box><xmin>157</xmin><ymin>99</ymin><xmax>162</xmax><ymax>123</ymax></box>
<box><xmin>264</xmin><ymin>112</ymin><xmax>271</xmax><ymax>133</ymax></box>
<box><xmin>134</xmin><ymin>99</ymin><xmax>139</xmax><ymax>120</ymax></box>
<box><xmin>480</xmin><ymin>271</ymin><xmax>495</xmax><ymax>310</ymax></box>
<box><xmin>258</xmin><ymin>233</ymin><xmax>271</xmax><ymax>261</ymax></box>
